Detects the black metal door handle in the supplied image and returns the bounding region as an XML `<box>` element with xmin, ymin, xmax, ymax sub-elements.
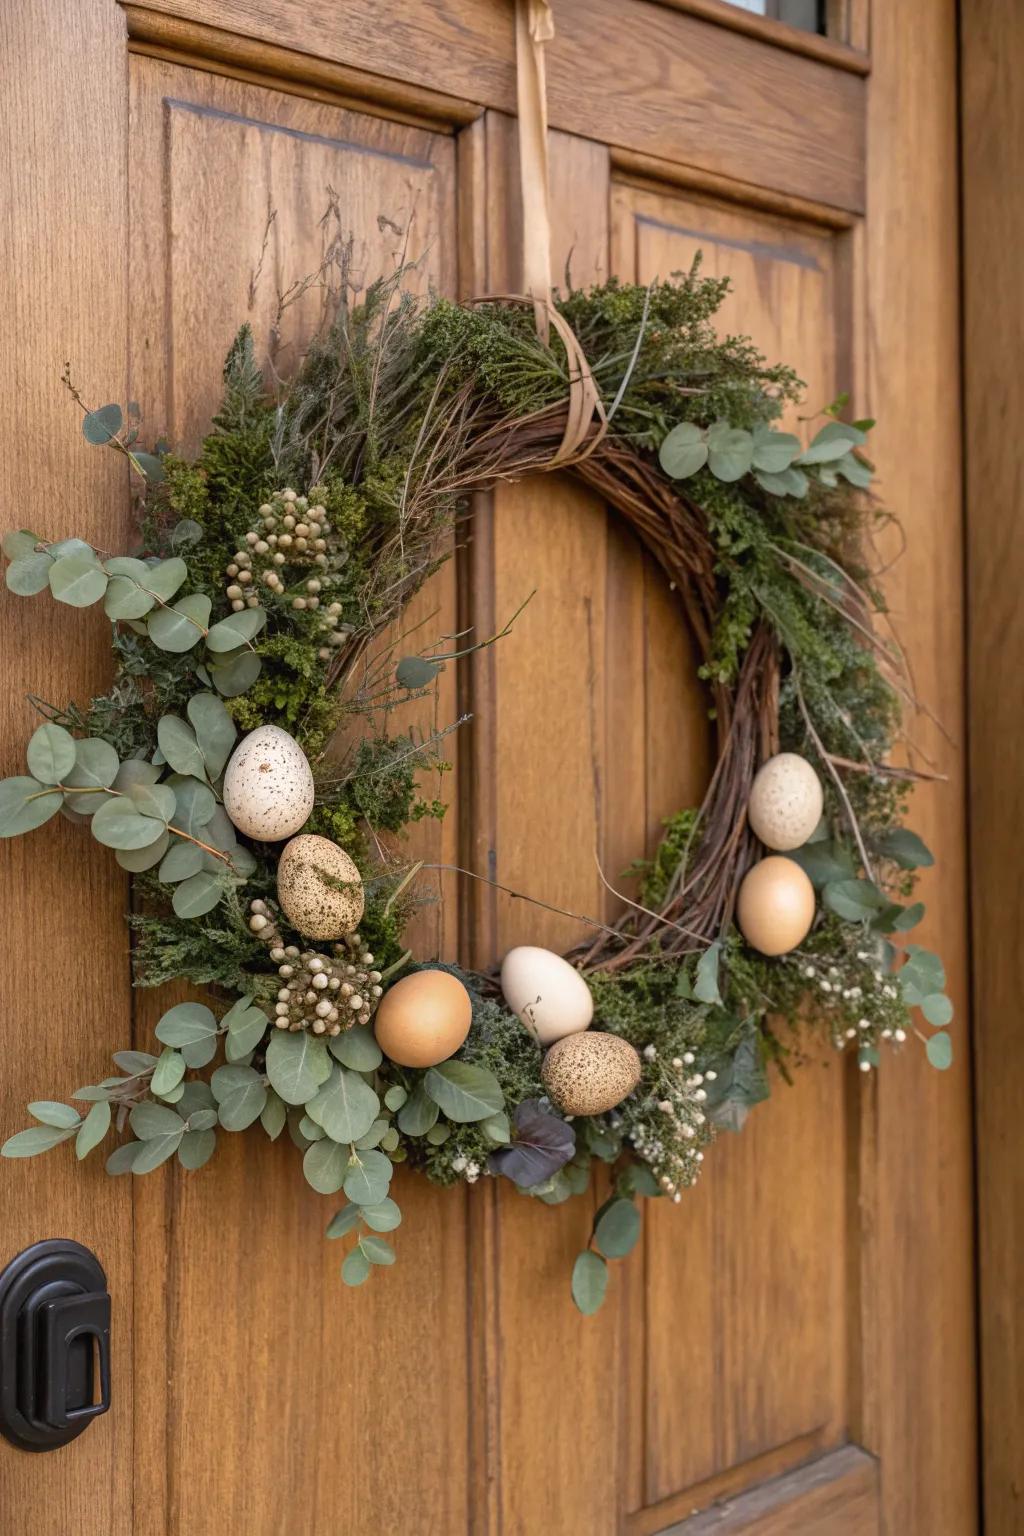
<box><xmin>0</xmin><ymin>1239</ymin><xmax>111</xmax><ymax>1451</ymax></box>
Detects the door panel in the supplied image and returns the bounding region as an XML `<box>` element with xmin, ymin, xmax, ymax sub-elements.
<box><xmin>0</xmin><ymin>3</ymin><xmax>974</xmax><ymax>1534</ymax></box>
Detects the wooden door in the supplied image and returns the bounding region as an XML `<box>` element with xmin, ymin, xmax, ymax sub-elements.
<box><xmin>0</xmin><ymin>2</ymin><xmax>974</xmax><ymax>1533</ymax></box>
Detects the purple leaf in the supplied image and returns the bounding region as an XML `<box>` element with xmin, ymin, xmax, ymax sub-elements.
<box><xmin>488</xmin><ymin>1098</ymin><xmax>575</xmax><ymax>1188</ymax></box>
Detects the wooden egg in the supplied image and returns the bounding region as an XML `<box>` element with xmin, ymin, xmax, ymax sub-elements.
<box><xmin>541</xmin><ymin>1032</ymin><xmax>641</xmax><ymax>1116</ymax></box>
<box><xmin>736</xmin><ymin>855</ymin><xmax>816</xmax><ymax>955</ymax></box>
<box><xmin>500</xmin><ymin>945</ymin><xmax>594</xmax><ymax>1045</ymax></box>
<box><xmin>276</xmin><ymin>834</ymin><xmax>364</xmax><ymax>939</ymax></box>
<box><xmin>747</xmin><ymin>753</ymin><xmax>823</xmax><ymax>851</ymax></box>
<box><xmin>374</xmin><ymin>970</ymin><xmax>472</xmax><ymax>1068</ymax></box>
<box><xmin>223</xmin><ymin>724</ymin><xmax>315</xmax><ymax>842</ymax></box>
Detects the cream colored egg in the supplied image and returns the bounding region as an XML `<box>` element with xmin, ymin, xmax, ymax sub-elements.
<box><xmin>542</xmin><ymin>1031</ymin><xmax>642</xmax><ymax>1116</ymax></box>
<box><xmin>500</xmin><ymin>945</ymin><xmax>594</xmax><ymax>1045</ymax></box>
<box><xmin>748</xmin><ymin>753</ymin><xmax>824</xmax><ymax>851</ymax></box>
<box><xmin>276</xmin><ymin>834</ymin><xmax>363</xmax><ymax>939</ymax></box>
<box><xmin>222</xmin><ymin>724</ymin><xmax>315</xmax><ymax>842</ymax></box>
<box><xmin>737</xmin><ymin>855</ymin><xmax>816</xmax><ymax>955</ymax></box>
<box><xmin>374</xmin><ymin>970</ymin><xmax>472</xmax><ymax>1068</ymax></box>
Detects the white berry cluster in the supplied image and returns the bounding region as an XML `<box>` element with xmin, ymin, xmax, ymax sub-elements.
<box><xmin>248</xmin><ymin>898</ymin><xmax>383</xmax><ymax>1034</ymax></box>
<box><xmin>629</xmin><ymin>1044</ymin><xmax>714</xmax><ymax>1200</ymax></box>
<box><xmin>793</xmin><ymin>947</ymin><xmax>906</xmax><ymax>1071</ymax></box>
<box><xmin>224</xmin><ymin>488</ymin><xmax>350</xmax><ymax>661</ymax></box>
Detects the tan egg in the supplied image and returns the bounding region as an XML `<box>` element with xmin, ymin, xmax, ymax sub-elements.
<box><xmin>748</xmin><ymin>753</ymin><xmax>824</xmax><ymax>851</ymax></box>
<box><xmin>737</xmin><ymin>855</ymin><xmax>816</xmax><ymax>955</ymax></box>
<box><xmin>374</xmin><ymin>970</ymin><xmax>473</xmax><ymax>1068</ymax></box>
<box><xmin>500</xmin><ymin>945</ymin><xmax>594</xmax><ymax>1045</ymax></box>
<box><xmin>223</xmin><ymin>724</ymin><xmax>315</xmax><ymax>842</ymax></box>
<box><xmin>542</xmin><ymin>1032</ymin><xmax>642</xmax><ymax>1116</ymax></box>
<box><xmin>276</xmin><ymin>834</ymin><xmax>364</xmax><ymax>939</ymax></box>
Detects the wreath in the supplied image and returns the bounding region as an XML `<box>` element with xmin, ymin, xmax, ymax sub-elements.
<box><xmin>0</xmin><ymin>252</ymin><xmax>952</xmax><ymax>1312</ymax></box>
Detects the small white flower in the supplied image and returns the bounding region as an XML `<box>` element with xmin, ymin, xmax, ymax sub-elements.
<box><xmin>643</xmin><ymin>1044</ymin><xmax>657</xmax><ymax>1062</ymax></box>
<box><xmin>683</xmin><ymin>1051</ymin><xmax>695</xmax><ymax>1066</ymax></box>
<box><xmin>804</xmin><ymin>965</ymin><xmax>816</xmax><ymax>978</ymax></box>
<box><xmin>859</xmin><ymin>1059</ymin><xmax>872</xmax><ymax>1073</ymax></box>
<box><xmin>704</xmin><ymin>1069</ymin><xmax>717</xmax><ymax>1082</ymax></box>
<box><xmin>451</xmin><ymin>1155</ymin><xmax>467</xmax><ymax>1173</ymax></box>
<box><xmin>894</xmin><ymin>1028</ymin><xmax>906</xmax><ymax>1043</ymax></box>
<box><xmin>821</xmin><ymin>980</ymin><xmax>832</xmax><ymax>993</ymax></box>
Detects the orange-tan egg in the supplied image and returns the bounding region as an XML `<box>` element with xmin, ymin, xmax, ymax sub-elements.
<box><xmin>373</xmin><ymin>969</ymin><xmax>473</xmax><ymax>1068</ymax></box>
<box><xmin>736</xmin><ymin>856</ymin><xmax>816</xmax><ymax>955</ymax></box>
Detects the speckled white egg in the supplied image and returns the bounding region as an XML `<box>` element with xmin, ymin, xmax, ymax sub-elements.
<box><xmin>500</xmin><ymin>945</ymin><xmax>594</xmax><ymax>1045</ymax></box>
<box><xmin>747</xmin><ymin>753</ymin><xmax>824</xmax><ymax>851</ymax></box>
<box><xmin>277</xmin><ymin>835</ymin><xmax>364</xmax><ymax>938</ymax></box>
<box><xmin>222</xmin><ymin>725</ymin><xmax>315</xmax><ymax>842</ymax></box>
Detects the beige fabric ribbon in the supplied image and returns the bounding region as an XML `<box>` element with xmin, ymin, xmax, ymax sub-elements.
<box><xmin>515</xmin><ymin>0</ymin><xmax>555</xmax><ymax>342</ymax></box>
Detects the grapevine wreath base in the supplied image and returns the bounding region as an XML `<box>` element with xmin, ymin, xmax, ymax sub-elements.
<box><xmin>0</xmin><ymin>250</ymin><xmax>952</xmax><ymax>1311</ymax></box>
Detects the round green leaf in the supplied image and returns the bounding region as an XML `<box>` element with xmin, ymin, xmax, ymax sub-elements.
<box><xmin>260</xmin><ymin>1091</ymin><xmax>288</xmax><ymax>1141</ymax></box>
<box><xmin>707</xmin><ymin>428</ymin><xmax>755</xmax><ymax>482</ymax></box>
<box><xmin>169</xmin><ymin>776</ymin><xmax>217</xmax><ymax>836</ymax></box>
<box><xmin>2</xmin><ymin>529</ymin><xmax>43</xmax><ymax>560</ymax></box>
<box><xmin>130</xmin><ymin>1102</ymin><xmax>184</xmax><ymax>1140</ymax></box>
<box><xmin>329</xmin><ymin>1025</ymin><xmax>383</xmax><ymax>1072</ymax></box>
<box><xmin>360</xmin><ymin>1197</ymin><xmax>402</xmax><ymax>1233</ymax></box>
<box><xmin>750</xmin><ymin>428</ymin><xmax>801</xmax><ymax>473</ymax></box>
<box><xmin>178</xmin><ymin>1128</ymin><xmax>217</xmax><ymax>1169</ymax></box>
<box><xmin>212</xmin><ymin>1065</ymin><xmax>267</xmax><ymax>1131</ymax></box>
<box><xmin>90</xmin><ymin>796</ymin><xmax>166</xmax><ymax>850</ymax></box>
<box><xmin>186</xmin><ymin>693</ymin><xmax>237</xmax><ymax>779</ymax></box>
<box><xmin>158</xmin><ymin>840</ymin><xmax>204</xmax><ymax>883</ymax></box>
<box><xmin>384</xmin><ymin>1085</ymin><xmax>408</xmax><ymax>1112</ymax></box>
<box><xmin>151</xmin><ymin>1047</ymin><xmax>187</xmax><ymax>1098</ymax></box>
<box><xmin>82</xmin><ymin>403</ymin><xmax>123</xmax><ymax>444</ymax></box>
<box><xmin>116</xmin><ymin>830</ymin><xmax>170</xmax><ymax>872</ymax></box>
<box><xmin>5</xmin><ymin>551</ymin><xmax>54</xmax><ymax>595</ymax></box>
<box><xmin>0</xmin><ymin>776</ymin><xmax>63</xmax><ymax>836</ymax></box>
<box><xmin>395</xmin><ymin>656</ymin><xmax>441</xmax><ymax>690</ymax></box>
<box><xmin>155</xmin><ymin>1000</ymin><xmax>217</xmax><ymax>1048</ymax></box>
<box><xmin>105</xmin><ymin>1141</ymin><xmax>144</xmax><ymax>1176</ymax></box>
<box><xmin>26</xmin><ymin>723</ymin><xmax>76</xmax><ymax>784</ymax></box>
<box><xmin>48</xmin><ymin>554</ymin><xmax>108</xmax><ymax>607</ymax></box>
<box><xmin>210</xmin><ymin>650</ymin><xmax>262</xmax><ymax>697</ymax></box>
<box><xmin>171</xmin><ymin>871</ymin><xmax>224</xmax><ymax>918</ymax></box>
<box><xmin>127</xmin><ymin>781</ymin><xmax>176</xmax><ymax>823</ymax></box>
<box><xmin>148</xmin><ymin>594</ymin><xmax>211</xmax><ymax>653</ymax></box>
<box><xmin>307</xmin><ymin>1066</ymin><xmax>380</xmax><ymax>1144</ymax></box>
<box><xmin>658</xmin><ymin>421</ymin><xmax>708</xmax><ymax>480</ymax></box>
<box><xmin>325</xmin><ymin>1204</ymin><xmax>362</xmax><ymax>1239</ymax></box>
<box><xmin>206</xmin><ymin>607</ymin><xmax>267</xmax><ymax>653</ymax></box>
<box><xmin>341</xmin><ymin>1247</ymin><xmax>371</xmax><ymax>1286</ymax></box>
<box><xmin>343</xmin><ymin>1149</ymin><xmax>393</xmax><ymax>1207</ymax></box>
<box><xmin>926</xmin><ymin>1031</ymin><xmax>954</xmax><ymax>1070</ymax></box>
<box><xmin>132</xmin><ymin>557</ymin><xmax>187</xmax><ymax>603</ymax></box>
<box><xmin>63</xmin><ymin>738</ymin><xmax>119</xmax><ymax>810</ymax></box>
<box><xmin>921</xmin><ymin>992</ymin><xmax>954</xmax><ymax>1028</ymax></box>
<box><xmin>265</xmin><ymin>1031</ymin><xmax>332</xmax><ymax>1106</ymax></box>
<box><xmin>571</xmin><ymin>1250</ymin><xmax>608</xmax><ymax>1315</ymax></box>
<box><xmin>359</xmin><ymin>1235</ymin><xmax>395</xmax><ymax>1266</ymax></box>
<box><xmin>104</xmin><ymin>573</ymin><xmax>156</xmax><ymax>621</ymax></box>
<box><xmin>303</xmin><ymin>1137</ymin><xmax>348</xmax><ymax>1194</ymax></box>
<box><xmin>397</xmin><ymin>1084</ymin><xmax>439</xmax><ymax>1136</ymax></box>
<box><xmin>594</xmin><ymin>1197</ymin><xmax>641</xmax><ymax>1259</ymax></box>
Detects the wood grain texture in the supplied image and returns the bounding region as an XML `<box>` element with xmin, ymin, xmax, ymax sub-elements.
<box><xmin>0</xmin><ymin>3</ymin><xmax>134</xmax><ymax>1531</ymax></box>
<box><xmin>646</xmin><ymin>0</ymin><xmax>870</xmax><ymax>74</ymax></box>
<box><xmin>127</xmin><ymin>0</ymin><xmax>866</xmax><ymax>211</ymax></box>
<box><xmin>659</xmin><ymin>1444</ymin><xmax>879</xmax><ymax>1534</ymax></box>
<box><xmin>961</xmin><ymin>1</ymin><xmax>1023</xmax><ymax>1531</ymax></box>
<box><xmin>128</xmin><ymin>59</ymin><xmax>468</xmax><ymax>1536</ymax></box>
<box><xmin>859</xmin><ymin>2</ymin><xmax>978</xmax><ymax>1531</ymax></box>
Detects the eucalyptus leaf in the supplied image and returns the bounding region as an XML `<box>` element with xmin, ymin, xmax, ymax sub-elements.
<box><xmin>395</xmin><ymin>656</ymin><xmax>441</xmax><ymax>690</ymax></box>
<box><xmin>26</xmin><ymin>723</ymin><xmax>76</xmax><ymax>784</ymax></box>
<box><xmin>135</xmin><ymin>557</ymin><xmax>187</xmax><ymax>603</ymax></box>
<box><xmin>707</xmin><ymin>428</ymin><xmax>754</xmax><ymax>482</ymax></box>
<box><xmin>360</xmin><ymin>1197</ymin><xmax>402</xmax><ymax>1233</ymax></box>
<box><xmin>76</xmin><ymin>1101</ymin><xmax>112</xmax><ymax>1159</ymax></box>
<box><xmin>2</xmin><ymin>529</ymin><xmax>43</xmax><ymax>560</ymax></box>
<box><xmin>926</xmin><ymin>1031</ymin><xmax>953</xmax><ymax>1070</ymax></box>
<box><xmin>5</xmin><ymin>551</ymin><xmax>54</xmax><ymax>595</ymax></box>
<box><xmin>343</xmin><ymin>1149</ymin><xmax>392</xmax><ymax>1207</ymax></box>
<box><xmin>155</xmin><ymin>1000</ymin><xmax>218</xmax><ymax>1048</ymax></box>
<box><xmin>206</xmin><ymin>607</ymin><xmax>267</xmax><ymax>652</ymax></box>
<box><xmin>158</xmin><ymin>840</ymin><xmax>204</xmax><ymax>883</ymax></box>
<box><xmin>571</xmin><ymin>1250</ymin><xmax>608</xmax><ymax>1315</ymax></box>
<box><xmin>354</xmin><ymin>1119</ymin><xmax>390</xmax><ymax>1150</ymax></box>
<box><xmin>658</xmin><ymin>421</ymin><xmax>708</xmax><ymax>480</ymax></box>
<box><xmin>147</xmin><ymin>593</ymin><xmax>211</xmax><ymax>653</ymax></box>
<box><xmin>169</xmin><ymin>776</ymin><xmax>216</xmax><ymax>836</ymax></box>
<box><xmin>2</xmin><ymin>1125</ymin><xmax>75</xmax><ymax>1157</ymax></box>
<box><xmin>211</xmin><ymin>1064</ymin><xmax>267</xmax><ymax>1131</ymax></box>
<box><xmin>921</xmin><ymin>992</ymin><xmax>954</xmax><ymax>1028</ymax></box>
<box><xmin>341</xmin><ymin>1247</ymin><xmax>371</xmax><ymax>1287</ymax></box>
<box><xmin>260</xmin><ymin>1090</ymin><xmax>287</xmax><ymax>1141</ymax></box>
<box><xmin>593</xmin><ymin>1197</ymin><xmax>641</xmax><ymax>1259</ymax></box>
<box><xmin>104</xmin><ymin>573</ymin><xmax>156</xmax><ymax>621</ymax></box>
<box><xmin>90</xmin><ymin>797</ymin><xmax>166</xmax><ymax>850</ymax></box>
<box><xmin>222</xmin><ymin>996</ymin><xmax>269</xmax><ymax>1059</ymax></box>
<box><xmin>303</xmin><ymin>1137</ymin><xmax>348</xmax><ymax>1194</ymax></box>
<box><xmin>131</xmin><ymin>1128</ymin><xmax>184</xmax><ymax>1173</ymax></box>
<box><xmin>0</xmin><ymin>776</ymin><xmax>63</xmax><ymax>836</ymax></box>
<box><xmin>82</xmin><ymin>403</ymin><xmax>123</xmax><ymax>444</ymax></box>
<box><xmin>396</xmin><ymin>1084</ymin><xmax>438</xmax><ymax>1136</ymax></box>
<box><xmin>186</xmin><ymin>693</ymin><xmax>237</xmax><ymax>778</ymax></box>
<box><xmin>265</xmin><ymin>1030</ymin><xmax>331</xmax><ymax>1106</ymax></box>
<box><xmin>151</xmin><ymin>1048</ymin><xmax>186</xmax><ymax>1098</ymax></box>
<box><xmin>63</xmin><ymin>738</ymin><xmax>119</xmax><ymax>810</ymax></box>
<box><xmin>127</xmin><ymin>781</ymin><xmax>176</xmax><ymax>823</ymax></box>
<box><xmin>823</xmin><ymin>878</ymin><xmax>889</xmax><ymax>923</ymax></box>
<box><xmin>48</xmin><ymin>554</ymin><xmax>107</xmax><ymax>607</ymax></box>
<box><xmin>178</xmin><ymin>1128</ymin><xmax>217</xmax><ymax>1169</ymax></box>
<box><xmin>786</xmin><ymin>840</ymin><xmax>855</xmax><ymax>888</ymax></box>
<box><xmin>172</xmin><ymin>871</ymin><xmax>224</xmax><ymax>919</ymax></box>
<box><xmin>28</xmin><ymin>1101</ymin><xmax>80</xmax><ymax>1128</ymax></box>
<box><xmin>424</xmin><ymin>1061</ymin><xmax>504</xmax><ymax>1123</ymax></box>
<box><xmin>383</xmin><ymin>1085</ymin><xmax>408</xmax><ymax>1112</ymax></box>
<box><xmin>693</xmin><ymin>941</ymin><xmax>722</xmax><ymax>1005</ymax></box>
<box><xmin>105</xmin><ymin>1141</ymin><xmax>144</xmax><ymax>1175</ymax></box>
<box><xmin>329</xmin><ymin>1025</ymin><xmax>383</xmax><ymax>1072</ymax></box>
<box><xmin>325</xmin><ymin>1203</ymin><xmax>362</xmax><ymax>1239</ymax></box>
<box><xmin>751</xmin><ymin>427</ymin><xmax>801</xmax><ymax>472</ymax></box>
<box><xmin>210</xmin><ymin>650</ymin><xmax>263</xmax><ymax>697</ymax></box>
<box><xmin>359</xmin><ymin>1235</ymin><xmax>395</xmax><ymax>1266</ymax></box>
<box><xmin>113</xmin><ymin>759</ymin><xmax>162</xmax><ymax>792</ymax></box>
<box><xmin>306</xmin><ymin>1066</ymin><xmax>380</xmax><ymax>1144</ymax></box>
<box><xmin>157</xmin><ymin>717</ymin><xmax>205</xmax><ymax>782</ymax></box>
<box><xmin>872</xmin><ymin>827</ymin><xmax>934</xmax><ymax>870</ymax></box>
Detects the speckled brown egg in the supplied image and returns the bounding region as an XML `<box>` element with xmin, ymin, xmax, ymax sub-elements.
<box><xmin>747</xmin><ymin>753</ymin><xmax>823</xmax><ymax>851</ymax></box>
<box><xmin>222</xmin><ymin>724</ymin><xmax>315</xmax><ymax>842</ymax></box>
<box><xmin>276</xmin><ymin>834</ymin><xmax>364</xmax><ymax>939</ymax></box>
<box><xmin>541</xmin><ymin>1032</ymin><xmax>642</xmax><ymax>1116</ymax></box>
